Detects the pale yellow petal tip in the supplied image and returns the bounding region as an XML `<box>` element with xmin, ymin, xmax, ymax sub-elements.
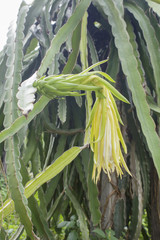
<box><xmin>92</xmin><ymin>164</ymin><xmax>131</xmax><ymax>183</ymax></box>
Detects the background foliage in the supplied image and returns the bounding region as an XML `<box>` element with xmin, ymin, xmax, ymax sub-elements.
<box><xmin>0</xmin><ymin>0</ymin><xmax>160</xmax><ymax>239</ymax></box>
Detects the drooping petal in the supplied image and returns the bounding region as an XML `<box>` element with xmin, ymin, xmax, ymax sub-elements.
<box><xmin>89</xmin><ymin>86</ymin><xmax>130</xmax><ymax>182</ymax></box>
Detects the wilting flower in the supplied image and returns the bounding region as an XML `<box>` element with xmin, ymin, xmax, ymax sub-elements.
<box><xmin>88</xmin><ymin>86</ymin><xmax>131</xmax><ymax>182</ymax></box>
<box><xmin>18</xmin><ymin>59</ymin><xmax>130</xmax><ymax>182</ymax></box>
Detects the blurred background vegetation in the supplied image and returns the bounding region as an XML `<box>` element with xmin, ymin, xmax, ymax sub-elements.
<box><xmin>0</xmin><ymin>0</ymin><xmax>160</xmax><ymax>239</ymax></box>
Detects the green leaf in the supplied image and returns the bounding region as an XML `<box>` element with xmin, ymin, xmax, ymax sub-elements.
<box><xmin>74</xmin><ymin>157</ymin><xmax>88</xmax><ymax>193</ymax></box>
<box><xmin>25</xmin><ymin>146</ymin><xmax>83</xmax><ymax>198</ymax></box>
<box><xmin>145</xmin><ymin>0</ymin><xmax>160</xmax><ymax>16</ymax></box>
<box><xmin>24</xmin><ymin>0</ymin><xmax>48</xmax><ymax>35</ymax></box>
<box><xmin>0</xmin><ymin>96</ymin><xmax>49</xmax><ymax>144</ymax></box>
<box><xmin>147</xmin><ymin>96</ymin><xmax>160</xmax><ymax>114</ymax></box>
<box><xmin>149</xmin><ymin>0</ymin><xmax>160</xmax><ymax>4</ymax></box>
<box><xmin>92</xmin><ymin>228</ymin><xmax>106</xmax><ymax>238</ymax></box>
<box><xmin>106</xmin><ymin>39</ymin><xmax>119</xmax><ymax>80</ymax></box>
<box><xmin>20</xmin><ymin>157</ymin><xmax>54</xmax><ymax>239</ymax></box>
<box><xmin>57</xmin><ymin>221</ymin><xmax>69</xmax><ymax>228</ymax></box>
<box><xmin>45</xmin><ymin>134</ymin><xmax>67</xmax><ymax>206</ymax></box>
<box><xmin>58</xmin><ymin>98</ymin><xmax>67</xmax><ymax>123</ymax></box>
<box><xmin>87</xmin><ymin>155</ymin><xmax>101</xmax><ymax>226</ymax></box>
<box><xmin>22</xmin><ymin>125</ymin><xmax>38</xmax><ymax>165</ymax></box>
<box><xmin>67</xmin><ymin>230</ymin><xmax>79</xmax><ymax>240</ymax></box>
<box><xmin>0</xmin><ymin>146</ymin><xmax>84</xmax><ymax>219</ymax></box>
<box><xmin>0</xmin><ymin>51</ymin><xmax>7</xmax><ymax>109</ymax></box>
<box><xmin>106</xmin><ymin>229</ymin><xmax>118</xmax><ymax>240</ymax></box>
<box><xmin>47</xmin><ymin>192</ymin><xmax>64</xmax><ymax>221</ymax></box>
<box><xmin>88</xmin><ymin>33</ymin><xmax>101</xmax><ymax>71</ymax></box>
<box><xmin>28</xmin><ymin>196</ymin><xmax>54</xmax><ymax>239</ymax></box>
<box><xmin>65</xmin><ymin>185</ymin><xmax>89</xmax><ymax>240</ymax></box>
<box><xmin>80</xmin><ymin>11</ymin><xmax>88</xmax><ymax>70</ymax></box>
<box><xmin>125</xmin><ymin>16</ymin><xmax>144</xmax><ymax>82</ymax></box>
<box><xmin>54</xmin><ymin>0</ymin><xmax>70</xmax><ymax>34</ymax></box>
<box><xmin>62</xmin><ymin>22</ymin><xmax>81</xmax><ymax>74</ymax></box>
<box><xmin>0</xmin><ymin>227</ymin><xmax>8</xmax><ymax>240</ymax></box>
<box><xmin>125</xmin><ymin>1</ymin><xmax>160</xmax><ymax>104</ymax></box>
<box><xmin>43</xmin><ymin>134</ymin><xmax>55</xmax><ymax>169</ymax></box>
<box><xmin>37</xmin><ymin>0</ymin><xmax>92</xmax><ymax>77</ymax></box>
<box><xmin>9</xmin><ymin>225</ymin><xmax>24</xmax><ymax>240</ymax></box>
<box><xmin>3</xmin><ymin>3</ymin><xmax>38</xmax><ymax>239</ymax></box>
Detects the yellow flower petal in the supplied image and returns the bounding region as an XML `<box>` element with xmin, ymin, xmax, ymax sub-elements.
<box><xmin>89</xmin><ymin>86</ymin><xmax>130</xmax><ymax>182</ymax></box>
